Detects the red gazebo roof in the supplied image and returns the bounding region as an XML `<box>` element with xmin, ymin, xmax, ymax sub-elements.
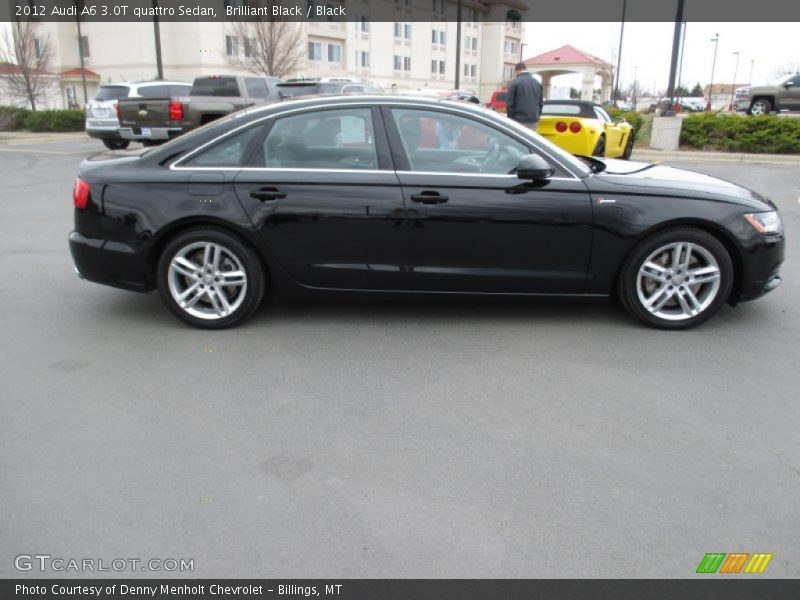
<box><xmin>60</xmin><ymin>67</ymin><xmax>101</xmax><ymax>78</ymax></box>
<box><xmin>525</xmin><ymin>45</ymin><xmax>610</xmax><ymax>67</ymax></box>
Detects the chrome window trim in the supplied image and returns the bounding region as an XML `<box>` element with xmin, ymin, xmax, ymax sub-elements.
<box><xmin>170</xmin><ymin>98</ymin><xmax>585</xmax><ymax>180</ymax></box>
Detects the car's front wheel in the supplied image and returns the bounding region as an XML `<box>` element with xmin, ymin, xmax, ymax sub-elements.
<box><xmin>622</xmin><ymin>134</ymin><xmax>634</xmax><ymax>160</ymax></box>
<box><xmin>618</xmin><ymin>228</ymin><xmax>733</xmax><ymax>329</ymax></box>
<box><xmin>157</xmin><ymin>228</ymin><xmax>265</xmax><ymax>329</ymax></box>
<box><xmin>749</xmin><ymin>98</ymin><xmax>772</xmax><ymax>115</ymax></box>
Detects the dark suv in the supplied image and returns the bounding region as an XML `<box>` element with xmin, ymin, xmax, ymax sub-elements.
<box><xmin>276</xmin><ymin>78</ymin><xmax>379</xmax><ymax>98</ymax></box>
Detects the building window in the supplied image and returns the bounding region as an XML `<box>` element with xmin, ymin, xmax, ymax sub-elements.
<box><xmin>397</xmin><ymin>56</ymin><xmax>404</xmax><ymax>71</ymax></box>
<box><xmin>439</xmin><ymin>31</ymin><xmax>446</xmax><ymax>45</ymax></box>
<box><xmin>394</xmin><ymin>22</ymin><xmax>401</xmax><ymax>38</ymax></box>
<box><xmin>360</xmin><ymin>17</ymin><xmax>369</xmax><ymax>32</ymax></box>
<box><xmin>34</xmin><ymin>38</ymin><xmax>44</xmax><ymax>59</ymax></box>
<box><xmin>225</xmin><ymin>35</ymin><xmax>238</xmax><ymax>57</ymax></box>
<box><xmin>404</xmin><ymin>24</ymin><xmax>411</xmax><ymax>40</ymax></box>
<box><xmin>79</xmin><ymin>35</ymin><xmax>90</xmax><ymax>58</ymax></box>
<box><xmin>359</xmin><ymin>51</ymin><xmax>370</xmax><ymax>68</ymax></box>
<box><xmin>244</xmin><ymin>37</ymin><xmax>255</xmax><ymax>58</ymax></box>
<box><xmin>308</xmin><ymin>42</ymin><xmax>321</xmax><ymax>61</ymax></box>
<box><xmin>470</xmin><ymin>65</ymin><xmax>476</xmax><ymax>77</ymax></box>
<box><xmin>431</xmin><ymin>59</ymin><xmax>437</xmax><ymax>74</ymax></box>
<box><xmin>328</xmin><ymin>44</ymin><xmax>341</xmax><ymax>63</ymax></box>
<box><xmin>503</xmin><ymin>65</ymin><xmax>514</xmax><ymax>80</ymax></box>
<box><xmin>438</xmin><ymin>60</ymin><xmax>445</xmax><ymax>75</ymax></box>
<box><xmin>431</xmin><ymin>29</ymin><xmax>437</xmax><ymax>44</ymax></box>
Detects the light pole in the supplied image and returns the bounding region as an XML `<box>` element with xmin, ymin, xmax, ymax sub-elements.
<box><xmin>749</xmin><ymin>59</ymin><xmax>755</xmax><ymax>84</ymax></box>
<box><xmin>454</xmin><ymin>0</ymin><xmax>462</xmax><ymax>89</ymax></box>
<box><xmin>613</xmin><ymin>0</ymin><xmax>627</xmax><ymax>107</ymax></box>
<box><xmin>729</xmin><ymin>51</ymin><xmax>740</xmax><ymax>110</ymax></box>
<box><xmin>707</xmin><ymin>33</ymin><xmax>719</xmax><ymax>111</ymax></box>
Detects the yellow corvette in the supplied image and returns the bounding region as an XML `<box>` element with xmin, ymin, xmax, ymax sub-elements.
<box><xmin>537</xmin><ymin>100</ymin><xmax>634</xmax><ymax>159</ymax></box>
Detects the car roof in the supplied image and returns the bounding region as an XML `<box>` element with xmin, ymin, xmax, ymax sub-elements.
<box><xmin>101</xmin><ymin>80</ymin><xmax>191</xmax><ymax>88</ymax></box>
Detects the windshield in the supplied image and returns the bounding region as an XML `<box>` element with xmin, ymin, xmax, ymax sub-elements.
<box><xmin>499</xmin><ymin>114</ymin><xmax>591</xmax><ymax>176</ymax></box>
<box><xmin>93</xmin><ymin>86</ymin><xmax>129</xmax><ymax>101</ymax></box>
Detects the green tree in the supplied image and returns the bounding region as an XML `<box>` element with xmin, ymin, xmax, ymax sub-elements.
<box><xmin>690</xmin><ymin>83</ymin><xmax>704</xmax><ymax>97</ymax></box>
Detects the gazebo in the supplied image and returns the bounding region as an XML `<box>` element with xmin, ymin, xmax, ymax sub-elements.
<box><xmin>523</xmin><ymin>45</ymin><xmax>613</xmax><ymax>102</ymax></box>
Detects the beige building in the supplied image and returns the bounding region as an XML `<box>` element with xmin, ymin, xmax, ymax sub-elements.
<box><xmin>2</xmin><ymin>0</ymin><xmax>527</xmax><ymax>109</ymax></box>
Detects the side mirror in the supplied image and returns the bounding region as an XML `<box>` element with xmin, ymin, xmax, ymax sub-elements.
<box><xmin>517</xmin><ymin>154</ymin><xmax>555</xmax><ymax>180</ymax></box>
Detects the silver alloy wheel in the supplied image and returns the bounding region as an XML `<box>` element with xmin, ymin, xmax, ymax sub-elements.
<box><xmin>167</xmin><ymin>241</ymin><xmax>247</xmax><ymax>320</ymax></box>
<box><xmin>636</xmin><ymin>241</ymin><xmax>721</xmax><ymax>322</ymax></box>
<box><xmin>750</xmin><ymin>100</ymin><xmax>768</xmax><ymax>115</ymax></box>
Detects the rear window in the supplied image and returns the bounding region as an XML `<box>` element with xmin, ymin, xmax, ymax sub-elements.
<box><xmin>191</xmin><ymin>77</ymin><xmax>240</xmax><ymax>97</ymax></box>
<box><xmin>93</xmin><ymin>86</ymin><xmax>130</xmax><ymax>101</ymax></box>
<box><xmin>244</xmin><ymin>78</ymin><xmax>268</xmax><ymax>99</ymax></box>
<box><xmin>542</xmin><ymin>104</ymin><xmax>583</xmax><ymax>115</ymax></box>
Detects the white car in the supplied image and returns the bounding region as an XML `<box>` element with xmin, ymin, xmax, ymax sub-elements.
<box><xmin>85</xmin><ymin>80</ymin><xmax>191</xmax><ymax>150</ymax></box>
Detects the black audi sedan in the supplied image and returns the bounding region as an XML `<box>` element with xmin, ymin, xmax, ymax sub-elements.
<box><xmin>69</xmin><ymin>95</ymin><xmax>784</xmax><ymax>329</ymax></box>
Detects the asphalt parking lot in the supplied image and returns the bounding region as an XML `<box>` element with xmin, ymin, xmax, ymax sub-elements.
<box><xmin>1</xmin><ymin>137</ymin><xmax>798</xmax><ymax>578</ymax></box>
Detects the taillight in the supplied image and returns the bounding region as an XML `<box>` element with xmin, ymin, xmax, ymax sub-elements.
<box><xmin>115</xmin><ymin>102</ymin><xmax>121</xmax><ymax>121</ymax></box>
<box><xmin>569</xmin><ymin>122</ymin><xmax>582</xmax><ymax>133</ymax></box>
<box><xmin>73</xmin><ymin>178</ymin><xmax>91</xmax><ymax>210</ymax></box>
<box><xmin>555</xmin><ymin>121</ymin><xmax>567</xmax><ymax>132</ymax></box>
<box><xmin>169</xmin><ymin>100</ymin><xmax>183</xmax><ymax>121</ymax></box>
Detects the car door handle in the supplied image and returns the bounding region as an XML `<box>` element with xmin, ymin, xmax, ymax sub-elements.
<box><xmin>410</xmin><ymin>191</ymin><xmax>448</xmax><ymax>205</ymax></box>
<box><xmin>250</xmin><ymin>187</ymin><xmax>286</xmax><ymax>202</ymax></box>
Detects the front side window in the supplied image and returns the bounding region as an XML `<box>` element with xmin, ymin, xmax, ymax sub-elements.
<box><xmin>184</xmin><ymin>126</ymin><xmax>261</xmax><ymax>167</ymax></box>
<box><xmin>261</xmin><ymin>108</ymin><xmax>377</xmax><ymax>170</ymax></box>
<box><xmin>391</xmin><ymin>108</ymin><xmax>529</xmax><ymax>174</ymax></box>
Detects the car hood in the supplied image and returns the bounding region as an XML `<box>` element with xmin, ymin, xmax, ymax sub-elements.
<box><xmin>589</xmin><ymin>158</ymin><xmax>776</xmax><ymax>211</ymax></box>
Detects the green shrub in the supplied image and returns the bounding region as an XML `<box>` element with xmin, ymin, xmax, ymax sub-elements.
<box><xmin>0</xmin><ymin>105</ymin><xmax>33</xmax><ymax>131</ymax></box>
<box><xmin>608</xmin><ymin>107</ymin><xmax>645</xmax><ymax>141</ymax></box>
<box><xmin>680</xmin><ymin>113</ymin><xmax>800</xmax><ymax>154</ymax></box>
<box><xmin>23</xmin><ymin>109</ymin><xmax>85</xmax><ymax>132</ymax></box>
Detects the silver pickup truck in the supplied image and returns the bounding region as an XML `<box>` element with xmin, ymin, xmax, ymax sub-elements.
<box><xmin>733</xmin><ymin>73</ymin><xmax>800</xmax><ymax>115</ymax></box>
<box><xmin>117</xmin><ymin>75</ymin><xmax>282</xmax><ymax>145</ymax></box>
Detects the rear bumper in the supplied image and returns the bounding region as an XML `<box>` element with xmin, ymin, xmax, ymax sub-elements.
<box><xmin>119</xmin><ymin>126</ymin><xmax>182</xmax><ymax>141</ymax></box>
<box><xmin>69</xmin><ymin>231</ymin><xmax>150</xmax><ymax>292</ymax></box>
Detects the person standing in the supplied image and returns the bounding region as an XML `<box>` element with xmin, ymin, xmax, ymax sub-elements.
<box><xmin>505</xmin><ymin>62</ymin><xmax>544</xmax><ymax>130</ymax></box>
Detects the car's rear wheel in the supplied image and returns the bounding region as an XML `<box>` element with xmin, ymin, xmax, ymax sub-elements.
<box><xmin>618</xmin><ymin>228</ymin><xmax>733</xmax><ymax>329</ymax></box>
<box><xmin>157</xmin><ymin>228</ymin><xmax>265</xmax><ymax>329</ymax></box>
<box><xmin>749</xmin><ymin>98</ymin><xmax>772</xmax><ymax>115</ymax></box>
<box><xmin>592</xmin><ymin>135</ymin><xmax>606</xmax><ymax>157</ymax></box>
<box><xmin>102</xmin><ymin>138</ymin><xmax>130</xmax><ymax>150</ymax></box>
<box><xmin>622</xmin><ymin>134</ymin><xmax>634</xmax><ymax>160</ymax></box>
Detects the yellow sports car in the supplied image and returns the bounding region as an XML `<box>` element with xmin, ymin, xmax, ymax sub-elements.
<box><xmin>537</xmin><ymin>100</ymin><xmax>634</xmax><ymax>159</ymax></box>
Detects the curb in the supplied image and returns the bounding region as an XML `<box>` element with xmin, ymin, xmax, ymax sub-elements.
<box><xmin>0</xmin><ymin>132</ymin><xmax>91</xmax><ymax>144</ymax></box>
<box><xmin>632</xmin><ymin>149</ymin><xmax>800</xmax><ymax>165</ymax></box>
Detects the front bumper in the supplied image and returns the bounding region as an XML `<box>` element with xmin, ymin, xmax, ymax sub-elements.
<box><xmin>119</xmin><ymin>126</ymin><xmax>182</xmax><ymax>141</ymax></box>
<box><xmin>69</xmin><ymin>231</ymin><xmax>150</xmax><ymax>292</ymax></box>
<box><xmin>735</xmin><ymin>234</ymin><xmax>785</xmax><ymax>303</ymax></box>
<box><xmin>733</xmin><ymin>99</ymin><xmax>751</xmax><ymax>112</ymax></box>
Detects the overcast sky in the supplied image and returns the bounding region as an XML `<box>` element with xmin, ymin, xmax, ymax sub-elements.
<box><xmin>523</xmin><ymin>22</ymin><xmax>800</xmax><ymax>92</ymax></box>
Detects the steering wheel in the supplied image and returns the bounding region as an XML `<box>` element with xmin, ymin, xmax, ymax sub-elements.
<box><xmin>480</xmin><ymin>137</ymin><xmax>501</xmax><ymax>172</ymax></box>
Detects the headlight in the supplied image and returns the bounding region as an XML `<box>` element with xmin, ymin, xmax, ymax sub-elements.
<box><xmin>744</xmin><ymin>211</ymin><xmax>782</xmax><ymax>234</ymax></box>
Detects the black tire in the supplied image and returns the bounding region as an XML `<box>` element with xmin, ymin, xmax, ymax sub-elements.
<box><xmin>617</xmin><ymin>227</ymin><xmax>733</xmax><ymax>330</ymax></box>
<box><xmin>748</xmin><ymin>97</ymin><xmax>772</xmax><ymax>115</ymax></box>
<box><xmin>622</xmin><ymin>133</ymin><xmax>634</xmax><ymax>160</ymax></box>
<box><xmin>592</xmin><ymin>135</ymin><xmax>606</xmax><ymax>157</ymax></box>
<box><xmin>157</xmin><ymin>227</ymin><xmax>265</xmax><ymax>329</ymax></box>
<box><xmin>102</xmin><ymin>138</ymin><xmax>130</xmax><ymax>150</ymax></box>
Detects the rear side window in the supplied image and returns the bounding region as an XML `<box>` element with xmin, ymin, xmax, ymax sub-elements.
<box><xmin>183</xmin><ymin>126</ymin><xmax>261</xmax><ymax>167</ymax></box>
<box><xmin>191</xmin><ymin>77</ymin><xmax>239</xmax><ymax>97</ymax></box>
<box><xmin>244</xmin><ymin>78</ymin><xmax>268</xmax><ymax>99</ymax></box>
<box><xmin>259</xmin><ymin>108</ymin><xmax>377</xmax><ymax>169</ymax></box>
<box><xmin>93</xmin><ymin>86</ymin><xmax>129</xmax><ymax>101</ymax></box>
<box><xmin>138</xmin><ymin>85</ymin><xmax>170</xmax><ymax>98</ymax></box>
<box><xmin>542</xmin><ymin>104</ymin><xmax>582</xmax><ymax>115</ymax></box>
